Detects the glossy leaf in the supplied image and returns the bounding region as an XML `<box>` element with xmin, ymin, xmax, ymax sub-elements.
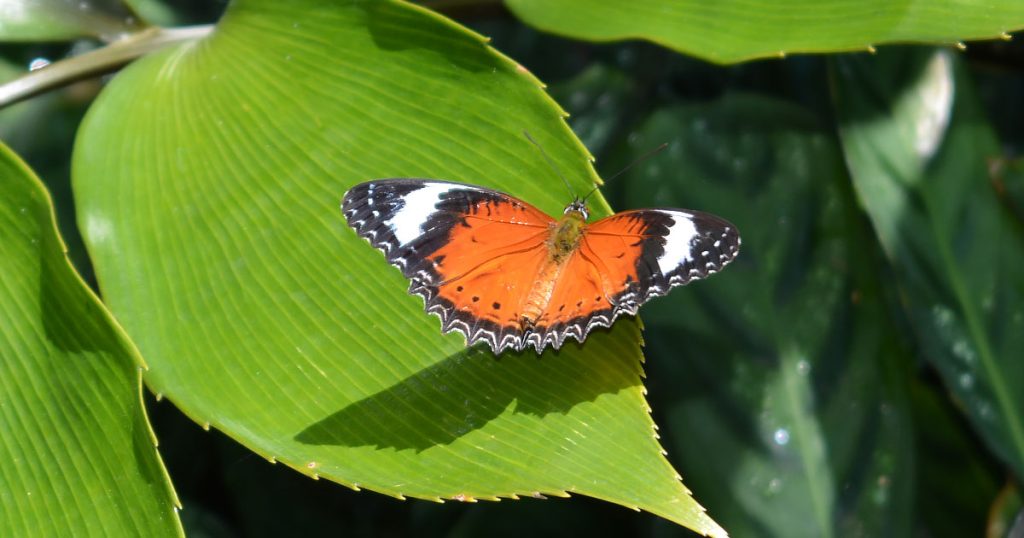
<box><xmin>0</xmin><ymin>143</ymin><xmax>181</xmax><ymax>536</ymax></box>
<box><xmin>72</xmin><ymin>0</ymin><xmax>723</xmax><ymax>533</ymax></box>
<box><xmin>504</xmin><ymin>0</ymin><xmax>1024</xmax><ymax>64</ymax></box>
<box><xmin>833</xmin><ymin>48</ymin><xmax>1024</xmax><ymax>479</ymax></box>
<box><xmin>613</xmin><ymin>93</ymin><xmax>913</xmax><ymax>537</ymax></box>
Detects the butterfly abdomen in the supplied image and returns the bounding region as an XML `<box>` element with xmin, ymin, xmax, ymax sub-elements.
<box><xmin>519</xmin><ymin>209</ymin><xmax>588</xmax><ymax>327</ymax></box>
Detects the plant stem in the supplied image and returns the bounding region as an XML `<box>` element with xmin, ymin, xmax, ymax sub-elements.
<box><xmin>0</xmin><ymin>25</ymin><xmax>213</xmax><ymax>109</ymax></box>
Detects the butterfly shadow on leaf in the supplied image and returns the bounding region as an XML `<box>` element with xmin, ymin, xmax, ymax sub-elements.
<box><xmin>293</xmin><ymin>327</ymin><xmax>642</xmax><ymax>452</ymax></box>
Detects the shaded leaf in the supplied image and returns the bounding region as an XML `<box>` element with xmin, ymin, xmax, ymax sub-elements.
<box><xmin>909</xmin><ymin>377</ymin><xmax>1002</xmax><ymax>537</ymax></box>
<box><xmin>0</xmin><ymin>142</ymin><xmax>181</xmax><ymax>536</ymax></box>
<box><xmin>72</xmin><ymin>0</ymin><xmax>723</xmax><ymax>533</ymax></box>
<box><xmin>504</xmin><ymin>0</ymin><xmax>1024</xmax><ymax>64</ymax></box>
<box><xmin>833</xmin><ymin>48</ymin><xmax>1024</xmax><ymax>479</ymax></box>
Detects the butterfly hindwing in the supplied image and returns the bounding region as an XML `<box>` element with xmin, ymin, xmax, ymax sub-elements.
<box><xmin>431</xmin><ymin>244</ymin><xmax>551</xmax><ymax>353</ymax></box>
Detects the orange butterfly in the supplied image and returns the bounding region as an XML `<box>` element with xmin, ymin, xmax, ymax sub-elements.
<box><xmin>342</xmin><ymin>179</ymin><xmax>740</xmax><ymax>354</ymax></box>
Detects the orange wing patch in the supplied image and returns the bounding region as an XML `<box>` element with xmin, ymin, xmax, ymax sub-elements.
<box><xmin>423</xmin><ymin>207</ymin><xmax>553</xmax><ymax>351</ymax></box>
<box><xmin>430</xmin><ymin>240</ymin><xmax>551</xmax><ymax>352</ymax></box>
<box><xmin>516</xmin><ymin>215</ymin><xmax>647</xmax><ymax>350</ymax></box>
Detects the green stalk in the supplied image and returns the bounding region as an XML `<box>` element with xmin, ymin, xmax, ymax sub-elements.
<box><xmin>0</xmin><ymin>25</ymin><xmax>212</xmax><ymax>109</ymax></box>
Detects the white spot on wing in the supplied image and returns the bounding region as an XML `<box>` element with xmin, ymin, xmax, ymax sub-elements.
<box><xmin>656</xmin><ymin>211</ymin><xmax>698</xmax><ymax>275</ymax></box>
<box><xmin>388</xmin><ymin>183</ymin><xmax>454</xmax><ymax>245</ymax></box>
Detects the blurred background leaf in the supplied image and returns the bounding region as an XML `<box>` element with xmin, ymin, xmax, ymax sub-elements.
<box><xmin>0</xmin><ymin>143</ymin><xmax>181</xmax><ymax>536</ymax></box>
<box><xmin>607</xmin><ymin>93</ymin><xmax>913</xmax><ymax>537</ymax></box>
<box><xmin>834</xmin><ymin>48</ymin><xmax>1024</xmax><ymax>480</ymax></box>
<box><xmin>504</xmin><ymin>0</ymin><xmax>1024</xmax><ymax>64</ymax></box>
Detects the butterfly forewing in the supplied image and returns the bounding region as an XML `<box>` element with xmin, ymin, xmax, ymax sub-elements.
<box><xmin>583</xmin><ymin>209</ymin><xmax>740</xmax><ymax>308</ymax></box>
<box><xmin>342</xmin><ymin>179</ymin><xmax>555</xmax><ymax>352</ymax></box>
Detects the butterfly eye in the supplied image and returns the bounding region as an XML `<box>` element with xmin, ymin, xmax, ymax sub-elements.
<box><xmin>562</xmin><ymin>200</ymin><xmax>588</xmax><ymax>220</ymax></box>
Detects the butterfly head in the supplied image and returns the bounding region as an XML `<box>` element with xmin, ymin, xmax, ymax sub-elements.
<box><xmin>563</xmin><ymin>198</ymin><xmax>589</xmax><ymax>221</ymax></box>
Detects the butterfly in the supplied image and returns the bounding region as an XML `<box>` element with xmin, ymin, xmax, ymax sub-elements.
<box><xmin>342</xmin><ymin>179</ymin><xmax>740</xmax><ymax>354</ymax></box>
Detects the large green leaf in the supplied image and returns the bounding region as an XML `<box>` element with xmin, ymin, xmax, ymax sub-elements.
<box><xmin>0</xmin><ymin>0</ymin><xmax>143</xmax><ymax>42</ymax></box>
<box><xmin>0</xmin><ymin>143</ymin><xmax>181</xmax><ymax>536</ymax></box>
<box><xmin>72</xmin><ymin>0</ymin><xmax>724</xmax><ymax>533</ymax></box>
<box><xmin>612</xmin><ymin>93</ymin><xmax>913</xmax><ymax>537</ymax></box>
<box><xmin>833</xmin><ymin>48</ymin><xmax>1024</xmax><ymax>479</ymax></box>
<box><xmin>504</xmin><ymin>0</ymin><xmax>1024</xmax><ymax>64</ymax></box>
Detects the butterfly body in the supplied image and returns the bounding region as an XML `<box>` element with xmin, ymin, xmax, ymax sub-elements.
<box><xmin>519</xmin><ymin>207</ymin><xmax>585</xmax><ymax>328</ymax></box>
<box><xmin>342</xmin><ymin>179</ymin><xmax>739</xmax><ymax>354</ymax></box>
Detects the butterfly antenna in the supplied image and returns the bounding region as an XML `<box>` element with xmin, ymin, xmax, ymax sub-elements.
<box><xmin>606</xmin><ymin>142</ymin><xmax>669</xmax><ymax>185</ymax></box>
<box><xmin>523</xmin><ymin>130</ymin><xmax>576</xmax><ymax>199</ymax></box>
<box><xmin>582</xmin><ymin>142</ymin><xmax>669</xmax><ymax>203</ymax></box>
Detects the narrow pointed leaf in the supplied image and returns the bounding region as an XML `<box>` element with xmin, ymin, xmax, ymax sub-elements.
<box><xmin>833</xmin><ymin>48</ymin><xmax>1024</xmax><ymax>479</ymax></box>
<box><xmin>0</xmin><ymin>143</ymin><xmax>181</xmax><ymax>536</ymax></box>
<box><xmin>72</xmin><ymin>0</ymin><xmax>723</xmax><ymax>533</ymax></box>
